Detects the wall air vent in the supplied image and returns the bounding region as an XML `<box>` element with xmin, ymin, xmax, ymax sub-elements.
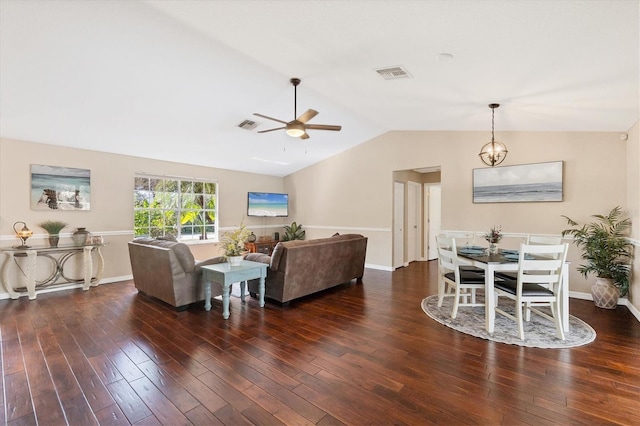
<box><xmin>374</xmin><ymin>66</ymin><xmax>412</xmax><ymax>80</ymax></box>
<box><xmin>237</xmin><ymin>119</ymin><xmax>258</xmax><ymax>130</ymax></box>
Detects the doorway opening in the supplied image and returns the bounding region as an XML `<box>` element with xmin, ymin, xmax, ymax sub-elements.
<box><xmin>392</xmin><ymin>167</ymin><xmax>441</xmax><ymax>269</ymax></box>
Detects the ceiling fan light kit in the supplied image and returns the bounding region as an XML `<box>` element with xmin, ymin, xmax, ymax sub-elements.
<box><xmin>479</xmin><ymin>103</ymin><xmax>508</xmax><ymax>167</ymax></box>
<box><xmin>285</xmin><ymin>121</ymin><xmax>306</xmax><ymax>138</ymax></box>
<box><xmin>254</xmin><ymin>77</ymin><xmax>342</xmax><ymax>140</ymax></box>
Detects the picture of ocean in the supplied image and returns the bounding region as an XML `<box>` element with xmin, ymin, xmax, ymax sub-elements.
<box><xmin>31</xmin><ymin>165</ymin><xmax>91</xmax><ymax>210</ymax></box>
<box><xmin>473</xmin><ymin>182</ymin><xmax>563</xmax><ymax>203</ymax></box>
<box><xmin>248</xmin><ymin>192</ymin><xmax>288</xmax><ymax>217</ymax></box>
<box><xmin>473</xmin><ymin>161</ymin><xmax>563</xmax><ymax>203</ymax></box>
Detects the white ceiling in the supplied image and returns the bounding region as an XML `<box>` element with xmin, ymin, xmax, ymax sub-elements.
<box><xmin>1</xmin><ymin>0</ymin><xmax>638</xmax><ymax>177</ymax></box>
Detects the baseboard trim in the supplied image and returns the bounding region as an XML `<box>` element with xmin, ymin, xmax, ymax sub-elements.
<box><xmin>570</xmin><ymin>290</ymin><xmax>640</xmax><ymax>322</ymax></box>
<box><xmin>365</xmin><ymin>263</ymin><xmax>394</xmax><ymax>271</ymax></box>
<box><xmin>0</xmin><ymin>275</ymin><xmax>133</xmax><ymax>300</ymax></box>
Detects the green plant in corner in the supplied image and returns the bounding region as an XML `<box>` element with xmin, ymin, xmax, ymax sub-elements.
<box><xmin>38</xmin><ymin>220</ymin><xmax>68</xmax><ymax>235</ymax></box>
<box><xmin>283</xmin><ymin>222</ymin><xmax>305</xmax><ymax>241</ymax></box>
<box><xmin>561</xmin><ymin>206</ymin><xmax>633</xmax><ymax>298</ymax></box>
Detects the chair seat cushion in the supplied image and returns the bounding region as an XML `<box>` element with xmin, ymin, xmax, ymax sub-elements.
<box><xmin>460</xmin><ymin>265</ymin><xmax>485</xmax><ymax>274</ymax></box>
<box><xmin>495</xmin><ymin>279</ymin><xmax>554</xmax><ymax>296</ymax></box>
<box><xmin>496</xmin><ymin>272</ymin><xmax>517</xmax><ymax>280</ymax></box>
<box><xmin>444</xmin><ymin>271</ymin><xmax>485</xmax><ymax>284</ymax></box>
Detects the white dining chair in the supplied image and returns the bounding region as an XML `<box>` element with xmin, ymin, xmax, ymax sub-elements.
<box><xmin>436</xmin><ymin>235</ymin><xmax>486</xmax><ymax>319</ymax></box>
<box><xmin>527</xmin><ymin>234</ymin><xmax>563</xmax><ymax>245</ymax></box>
<box><xmin>497</xmin><ymin>234</ymin><xmax>564</xmax><ymax>281</ymax></box>
<box><xmin>443</xmin><ymin>231</ymin><xmax>484</xmax><ymax>274</ymax></box>
<box><xmin>494</xmin><ymin>243</ymin><xmax>569</xmax><ymax>341</ymax></box>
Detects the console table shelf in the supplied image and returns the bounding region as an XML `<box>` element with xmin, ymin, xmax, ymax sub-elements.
<box><xmin>245</xmin><ymin>240</ymin><xmax>279</xmax><ymax>256</ymax></box>
<box><xmin>0</xmin><ymin>243</ymin><xmax>105</xmax><ymax>300</ymax></box>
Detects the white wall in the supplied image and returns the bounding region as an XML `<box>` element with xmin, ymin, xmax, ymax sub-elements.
<box><xmin>626</xmin><ymin>120</ymin><xmax>639</xmax><ymax>312</ymax></box>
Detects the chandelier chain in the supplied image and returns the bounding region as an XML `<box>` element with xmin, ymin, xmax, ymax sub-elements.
<box><xmin>491</xmin><ymin>107</ymin><xmax>495</xmax><ymax>143</ymax></box>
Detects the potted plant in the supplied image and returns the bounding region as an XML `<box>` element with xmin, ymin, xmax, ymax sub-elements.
<box><xmin>484</xmin><ymin>225</ymin><xmax>502</xmax><ymax>254</ymax></box>
<box><xmin>283</xmin><ymin>221</ymin><xmax>305</xmax><ymax>241</ymax></box>
<box><xmin>38</xmin><ymin>220</ymin><xmax>68</xmax><ymax>247</ymax></box>
<box><xmin>561</xmin><ymin>206</ymin><xmax>633</xmax><ymax>309</ymax></box>
<box><xmin>220</xmin><ymin>222</ymin><xmax>252</xmax><ymax>266</ymax></box>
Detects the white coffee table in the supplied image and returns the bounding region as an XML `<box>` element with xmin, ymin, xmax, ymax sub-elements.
<box><xmin>201</xmin><ymin>260</ymin><xmax>268</xmax><ymax>319</ymax></box>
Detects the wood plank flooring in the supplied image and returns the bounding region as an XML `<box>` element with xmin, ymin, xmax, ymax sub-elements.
<box><xmin>1</xmin><ymin>260</ymin><xmax>639</xmax><ymax>425</ymax></box>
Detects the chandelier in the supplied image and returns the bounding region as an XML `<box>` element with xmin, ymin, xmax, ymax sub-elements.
<box><xmin>479</xmin><ymin>103</ymin><xmax>508</xmax><ymax>167</ymax></box>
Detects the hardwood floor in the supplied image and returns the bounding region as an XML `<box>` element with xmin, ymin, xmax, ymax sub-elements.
<box><xmin>1</xmin><ymin>260</ymin><xmax>639</xmax><ymax>425</ymax></box>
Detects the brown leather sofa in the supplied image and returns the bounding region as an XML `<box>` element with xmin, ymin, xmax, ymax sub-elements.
<box><xmin>128</xmin><ymin>237</ymin><xmax>224</xmax><ymax>310</ymax></box>
<box><xmin>245</xmin><ymin>234</ymin><xmax>367</xmax><ymax>304</ymax></box>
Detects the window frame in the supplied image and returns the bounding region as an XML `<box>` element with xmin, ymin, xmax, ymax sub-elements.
<box><xmin>133</xmin><ymin>173</ymin><xmax>218</xmax><ymax>243</ymax></box>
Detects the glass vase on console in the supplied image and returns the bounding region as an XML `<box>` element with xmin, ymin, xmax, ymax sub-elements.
<box><xmin>72</xmin><ymin>227</ymin><xmax>91</xmax><ymax>246</ymax></box>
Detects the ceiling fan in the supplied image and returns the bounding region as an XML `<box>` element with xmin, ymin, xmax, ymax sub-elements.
<box><xmin>254</xmin><ymin>78</ymin><xmax>342</xmax><ymax>140</ymax></box>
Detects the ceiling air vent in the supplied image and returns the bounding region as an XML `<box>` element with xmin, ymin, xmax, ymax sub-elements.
<box><xmin>237</xmin><ymin>119</ymin><xmax>258</xmax><ymax>130</ymax></box>
<box><xmin>374</xmin><ymin>65</ymin><xmax>411</xmax><ymax>80</ymax></box>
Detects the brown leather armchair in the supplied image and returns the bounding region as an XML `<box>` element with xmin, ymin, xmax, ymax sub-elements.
<box><xmin>128</xmin><ymin>237</ymin><xmax>224</xmax><ymax>310</ymax></box>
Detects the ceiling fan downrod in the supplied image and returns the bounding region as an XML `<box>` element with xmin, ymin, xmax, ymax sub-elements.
<box><xmin>291</xmin><ymin>78</ymin><xmax>300</xmax><ymax>119</ymax></box>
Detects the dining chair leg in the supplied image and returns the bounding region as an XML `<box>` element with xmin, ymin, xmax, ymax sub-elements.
<box><xmin>524</xmin><ymin>301</ymin><xmax>532</xmax><ymax>322</ymax></box>
<box><xmin>551</xmin><ymin>302</ymin><xmax>566</xmax><ymax>340</ymax></box>
<box><xmin>451</xmin><ymin>286</ymin><xmax>461</xmax><ymax>319</ymax></box>
<box><xmin>516</xmin><ymin>299</ymin><xmax>526</xmax><ymax>341</ymax></box>
<box><xmin>437</xmin><ymin>277</ymin><xmax>447</xmax><ymax>307</ymax></box>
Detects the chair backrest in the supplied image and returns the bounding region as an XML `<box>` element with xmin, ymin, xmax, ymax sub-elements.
<box><xmin>436</xmin><ymin>235</ymin><xmax>460</xmax><ymax>280</ymax></box>
<box><xmin>527</xmin><ymin>234</ymin><xmax>563</xmax><ymax>245</ymax></box>
<box><xmin>443</xmin><ymin>231</ymin><xmax>476</xmax><ymax>248</ymax></box>
<box><xmin>526</xmin><ymin>235</ymin><xmax>564</xmax><ymax>259</ymax></box>
<box><xmin>516</xmin><ymin>243</ymin><xmax>568</xmax><ymax>295</ymax></box>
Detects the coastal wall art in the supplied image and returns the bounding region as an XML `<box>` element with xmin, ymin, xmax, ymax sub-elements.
<box><xmin>473</xmin><ymin>161</ymin><xmax>563</xmax><ymax>203</ymax></box>
<box><xmin>31</xmin><ymin>164</ymin><xmax>91</xmax><ymax>210</ymax></box>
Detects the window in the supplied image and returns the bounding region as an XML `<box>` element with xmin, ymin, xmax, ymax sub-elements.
<box><xmin>134</xmin><ymin>175</ymin><xmax>217</xmax><ymax>241</ymax></box>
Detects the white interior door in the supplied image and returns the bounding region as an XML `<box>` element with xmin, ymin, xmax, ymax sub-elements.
<box><xmin>426</xmin><ymin>184</ymin><xmax>442</xmax><ymax>260</ymax></box>
<box><xmin>393</xmin><ymin>181</ymin><xmax>404</xmax><ymax>269</ymax></box>
<box><xmin>407</xmin><ymin>181</ymin><xmax>421</xmax><ymax>262</ymax></box>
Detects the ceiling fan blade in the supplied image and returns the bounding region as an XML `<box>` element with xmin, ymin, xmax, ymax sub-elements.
<box><xmin>257</xmin><ymin>127</ymin><xmax>285</xmax><ymax>133</ymax></box>
<box><xmin>300</xmin><ymin>132</ymin><xmax>310</xmax><ymax>140</ymax></box>
<box><xmin>253</xmin><ymin>113</ymin><xmax>288</xmax><ymax>125</ymax></box>
<box><xmin>297</xmin><ymin>109</ymin><xmax>318</xmax><ymax>124</ymax></box>
<box><xmin>305</xmin><ymin>124</ymin><xmax>342</xmax><ymax>131</ymax></box>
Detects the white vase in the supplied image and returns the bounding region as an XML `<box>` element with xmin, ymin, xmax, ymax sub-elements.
<box><xmin>227</xmin><ymin>255</ymin><xmax>243</xmax><ymax>266</ymax></box>
<box><xmin>591</xmin><ymin>277</ymin><xmax>619</xmax><ymax>309</ymax></box>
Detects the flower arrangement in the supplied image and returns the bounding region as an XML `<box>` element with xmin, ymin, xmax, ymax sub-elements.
<box><xmin>484</xmin><ymin>225</ymin><xmax>503</xmax><ymax>244</ymax></box>
<box><xmin>220</xmin><ymin>222</ymin><xmax>252</xmax><ymax>257</ymax></box>
<box><xmin>38</xmin><ymin>220</ymin><xmax>68</xmax><ymax>235</ymax></box>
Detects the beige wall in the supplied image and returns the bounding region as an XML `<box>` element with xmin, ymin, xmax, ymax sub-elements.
<box><xmin>285</xmin><ymin>130</ymin><xmax>632</xmax><ymax>300</ymax></box>
<box><xmin>627</xmin><ymin>121</ymin><xmax>639</xmax><ymax>311</ymax></box>
<box><xmin>0</xmin><ymin>138</ymin><xmax>285</xmax><ymax>283</ymax></box>
<box><xmin>2</xmin><ymin>130</ymin><xmax>637</xmax><ymax>314</ymax></box>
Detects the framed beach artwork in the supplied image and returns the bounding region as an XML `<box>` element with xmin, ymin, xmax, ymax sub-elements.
<box><xmin>31</xmin><ymin>164</ymin><xmax>91</xmax><ymax>210</ymax></box>
<box><xmin>473</xmin><ymin>161</ymin><xmax>563</xmax><ymax>203</ymax></box>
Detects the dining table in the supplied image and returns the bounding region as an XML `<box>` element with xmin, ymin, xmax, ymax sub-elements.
<box><xmin>456</xmin><ymin>246</ymin><xmax>570</xmax><ymax>335</ymax></box>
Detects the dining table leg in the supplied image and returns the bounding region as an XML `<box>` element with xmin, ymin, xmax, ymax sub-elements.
<box><xmin>485</xmin><ymin>264</ymin><xmax>496</xmax><ymax>334</ymax></box>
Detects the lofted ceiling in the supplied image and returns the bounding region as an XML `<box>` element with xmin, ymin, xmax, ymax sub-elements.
<box><xmin>1</xmin><ymin>0</ymin><xmax>638</xmax><ymax>177</ymax></box>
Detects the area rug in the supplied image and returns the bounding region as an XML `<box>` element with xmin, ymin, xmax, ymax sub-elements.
<box><xmin>421</xmin><ymin>295</ymin><xmax>596</xmax><ymax>348</ymax></box>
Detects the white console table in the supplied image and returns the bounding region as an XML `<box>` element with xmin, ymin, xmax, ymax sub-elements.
<box><xmin>0</xmin><ymin>243</ymin><xmax>105</xmax><ymax>300</ymax></box>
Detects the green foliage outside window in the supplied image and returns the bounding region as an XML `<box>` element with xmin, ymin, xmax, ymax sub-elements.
<box><xmin>134</xmin><ymin>176</ymin><xmax>217</xmax><ymax>241</ymax></box>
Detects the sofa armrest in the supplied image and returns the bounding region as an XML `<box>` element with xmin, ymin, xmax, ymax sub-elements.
<box><xmin>194</xmin><ymin>256</ymin><xmax>225</xmax><ymax>272</ymax></box>
<box><xmin>245</xmin><ymin>253</ymin><xmax>270</xmax><ymax>265</ymax></box>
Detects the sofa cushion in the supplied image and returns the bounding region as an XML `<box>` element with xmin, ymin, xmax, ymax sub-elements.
<box><xmin>131</xmin><ymin>237</ymin><xmax>195</xmax><ymax>273</ymax></box>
